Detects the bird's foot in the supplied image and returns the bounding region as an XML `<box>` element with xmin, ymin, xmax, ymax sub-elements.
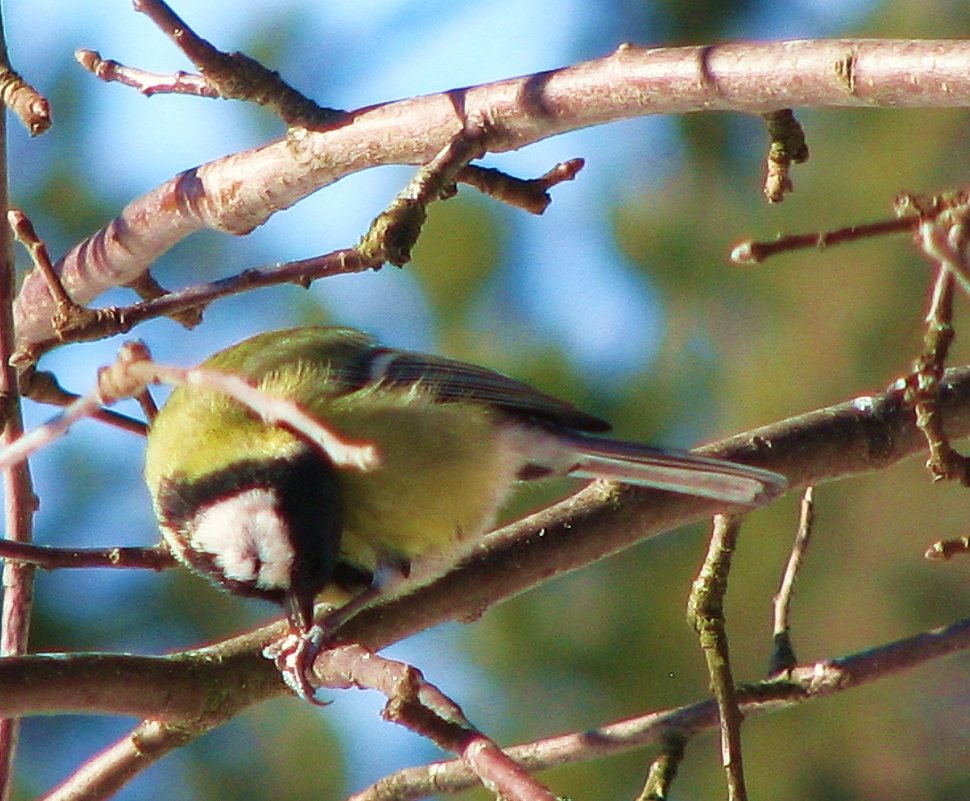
<box><xmin>262</xmin><ymin>624</ymin><xmax>331</xmax><ymax>705</ymax></box>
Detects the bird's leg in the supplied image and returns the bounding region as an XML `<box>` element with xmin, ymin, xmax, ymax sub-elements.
<box><xmin>262</xmin><ymin>621</ymin><xmax>331</xmax><ymax>705</ymax></box>
<box><xmin>261</xmin><ymin>588</ymin><xmax>333</xmax><ymax>704</ymax></box>
<box><xmin>262</xmin><ymin>560</ymin><xmax>410</xmax><ymax>703</ymax></box>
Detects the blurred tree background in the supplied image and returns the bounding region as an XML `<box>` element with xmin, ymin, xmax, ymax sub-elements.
<box><xmin>4</xmin><ymin>1</ymin><xmax>970</xmax><ymax>799</ymax></box>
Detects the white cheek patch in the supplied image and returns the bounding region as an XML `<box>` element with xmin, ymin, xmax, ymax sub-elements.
<box><xmin>191</xmin><ymin>488</ymin><xmax>295</xmax><ymax>591</ymax></box>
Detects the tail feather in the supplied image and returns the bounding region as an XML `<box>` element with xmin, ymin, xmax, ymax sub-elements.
<box><xmin>558</xmin><ymin>434</ymin><xmax>786</xmax><ymax>506</ymax></box>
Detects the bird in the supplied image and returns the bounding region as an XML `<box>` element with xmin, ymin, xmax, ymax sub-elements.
<box><xmin>143</xmin><ymin>326</ymin><xmax>786</xmax><ymax>700</ymax></box>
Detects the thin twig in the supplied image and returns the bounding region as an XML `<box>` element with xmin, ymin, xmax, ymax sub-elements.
<box><xmin>41</xmin><ymin>719</ymin><xmax>219</xmax><ymax>801</ymax></box>
<box><xmin>124</xmin><ymin>271</ymin><xmax>203</xmax><ymax>329</ymax></box>
<box><xmin>76</xmin><ymin>49</ymin><xmax>219</xmax><ymax>98</ymax></box>
<box><xmin>456</xmin><ymin>158</ymin><xmax>585</xmax><ymax>215</ymax></box>
<box><xmin>19</xmin><ymin>367</ymin><xmax>147</xmax><ymax>436</ymax></box>
<box><xmin>9</xmin><ymin>210</ymin><xmax>73</xmax><ymax>307</ymax></box>
<box><xmin>132</xmin><ymin>0</ymin><xmax>343</xmax><ymax>127</ymax></box>
<box><xmin>687</xmin><ymin>514</ymin><xmax>747</xmax><ymax>801</ymax></box>
<box><xmin>358</xmin><ymin>123</ymin><xmax>487</xmax><ymax>266</ymax></box>
<box><xmin>918</xmin><ymin>212</ymin><xmax>970</xmax><ymax>298</ymax></box>
<box><xmin>0</xmin><ymin>8</ymin><xmax>38</xmax><ymax>798</ymax></box>
<box><xmin>13</xmin><ymin>247</ymin><xmax>376</xmax><ymax>364</ymax></box>
<box><xmin>730</xmin><ymin>216</ymin><xmax>915</xmax><ymax>264</ymax></box>
<box><xmin>636</xmin><ymin>734</ymin><xmax>687</xmax><ymax>801</ymax></box>
<box><xmin>0</xmin><ymin>342</ymin><xmax>380</xmax><ymax>474</ymax></box>
<box><xmin>162</xmin><ymin>365</ymin><xmax>380</xmax><ymax>470</ymax></box>
<box><xmin>8</xmin><ymin>209</ymin><xmax>100</xmax><ymax>336</ymax></box>
<box><xmin>905</xmin><ymin>265</ymin><xmax>970</xmax><ymax>482</ymax></box>
<box><xmin>0</xmin><ymin>541</ymin><xmax>173</xmax><ymax>571</ymax></box>
<box><xmin>770</xmin><ymin>486</ymin><xmax>815</xmax><ymax>674</ymax></box>
<box><xmin>0</xmin><ymin>389</ymin><xmax>112</xmax><ymax>473</ymax></box>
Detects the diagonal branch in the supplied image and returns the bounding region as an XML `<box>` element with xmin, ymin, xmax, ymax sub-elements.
<box><xmin>5</xmin><ymin>362</ymin><xmax>970</xmax><ymax>720</ymax></box>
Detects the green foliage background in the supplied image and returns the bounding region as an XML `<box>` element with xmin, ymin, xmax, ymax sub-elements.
<box><xmin>6</xmin><ymin>1</ymin><xmax>970</xmax><ymax>799</ymax></box>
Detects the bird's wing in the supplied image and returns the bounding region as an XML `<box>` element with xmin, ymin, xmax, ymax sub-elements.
<box><xmin>344</xmin><ymin>346</ymin><xmax>612</xmax><ymax>433</ymax></box>
<box><xmin>204</xmin><ymin>326</ymin><xmax>609</xmax><ymax>431</ymax></box>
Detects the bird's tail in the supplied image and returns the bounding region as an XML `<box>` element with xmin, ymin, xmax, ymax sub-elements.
<box><xmin>554</xmin><ymin>432</ymin><xmax>786</xmax><ymax>506</ymax></box>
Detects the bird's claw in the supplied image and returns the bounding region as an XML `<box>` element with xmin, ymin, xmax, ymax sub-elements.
<box><xmin>262</xmin><ymin>624</ymin><xmax>331</xmax><ymax>705</ymax></box>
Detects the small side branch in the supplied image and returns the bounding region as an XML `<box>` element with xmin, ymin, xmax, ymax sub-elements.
<box><xmin>76</xmin><ymin>49</ymin><xmax>218</xmax><ymax>98</ymax></box>
<box><xmin>730</xmin><ymin>216</ymin><xmax>915</xmax><ymax>264</ymax></box>
<box><xmin>358</xmin><ymin>123</ymin><xmax>487</xmax><ymax>266</ymax></box>
<box><xmin>0</xmin><ymin>67</ymin><xmax>50</xmax><ymax>136</ymax></box>
<box><xmin>0</xmin><ymin>541</ymin><xmax>173</xmax><ymax>571</ymax></box>
<box><xmin>686</xmin><ymin>514</ymin><xmax>747</xmax><ymax>801</ymax></box>
<box><xmin>124</xmin><ymin>272</ymin><xmax>203</xmax><ymax>329</ymax></box>
<box><xmin>314</xmin><ymin>644</ymin><xmax>558</xmax><ymax>801</ymax></box>
<box><xmin>8</xmin><ymin>210</ymin><xmax>101</xmax><ymax>338</ymax></box>
<box><xmin>905</xmin><ymin>265</ymin><xmax>970</xmax><ymax>482</ymax></box>
<box><xmin>131</xmin><ymin>0</ymin><xmax>343</xmax><ymax>127</ymax></box>
<box><xmin>457</xmin><ymin>158</ymin><xmax>585</xmax><ymax>215</ymax></box>
<box><xmin>760</xmin><ymin>109</ymin><xmax>809</xmax><ymax>203</ymax></box>
<box><xmin>42</xmin><ymin>720</ymin><xmax>195</xmax><ymax>801</ymax></box>
<box><xmin>0</xmin><ymin>27</ymin><xmax>51</xmax><ymax>136</ymax></box>
<box><xmin>636</xmin><ymin>734</ymin><xmax>687</xmax><ymax>801</ymax></box>
<box><xmin>770</xmin><ymin>487</ymin><xmax>816</xmax><ymax>674</ymax></box>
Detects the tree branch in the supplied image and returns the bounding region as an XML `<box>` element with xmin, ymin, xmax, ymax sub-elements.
<box><xmin>4</xmin><ymin>363</ymin><xmax>970</xmax><ymax>797</ymax></box>
<box><xmin>0</xmin><ymin>8</ymin><xmax>38</xmax><ymax>798</ymax></box>
<box><xmin>4</xmin><ymin>363</ymin><xmax>970</xmax><ymax>718</ymax></box>
<box><xmin>352</xmin><ymin>616</ymin><xmax>970</xmax><ymax>801</ymax></box>
<box><xmin>15</xmin><ymin>38</ymin><xmax>970</xmax><ymax>347</ymax></box>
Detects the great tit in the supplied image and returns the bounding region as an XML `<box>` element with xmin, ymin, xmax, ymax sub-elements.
<box><xmin>144</xmin><ymin>326</ymin><xmax>786</xmax><ymax>698</ymax></box>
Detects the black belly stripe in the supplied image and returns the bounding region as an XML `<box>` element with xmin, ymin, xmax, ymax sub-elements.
<box><xmin>156</xmin><ymin>449</ymin><xmax>345</xmax><ymax>607</ymax></box>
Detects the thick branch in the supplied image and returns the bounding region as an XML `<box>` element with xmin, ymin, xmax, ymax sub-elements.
<box><xmin>3</xmin><ymin>365</ymin><xmax>970</xmax><ymax>717</ymax></box>
<box><xmin>15</xmin><ymin>38</ymin><xmax>970</xmax><ymax>345</ymax></box>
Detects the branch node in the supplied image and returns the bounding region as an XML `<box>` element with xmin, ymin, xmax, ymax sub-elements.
<box><xmin>8</xmin><ymin>209</ymin><xmax>103</xmax><ymax>343</ymax></box>
<box><xmin>760</xmin><ymin>109</ymin><xmax>809</xmax><ymax>203</ymax></box>
<box><xmin>357</xmin><ymin>126</ymin><xmax>487</xmax><ymax>266</ymax></box>
<box><xmin>924</xmin><ymin>536</ymin><xmax>970</xmax><ymax>561</ymax></box>
<box><xmin>0</xmin><ymin>65</ymin><xmax>52</xmax><ymax>135</ymax></box>
<box><xmin>637</xmin><ymin>734</ymin><xmax>688</xmax><ymax>801</ymax></box>
<box><xmin>125</xmin><ymin>272</ymin><xmax>204</xmax><ymax>328</ymax></box>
